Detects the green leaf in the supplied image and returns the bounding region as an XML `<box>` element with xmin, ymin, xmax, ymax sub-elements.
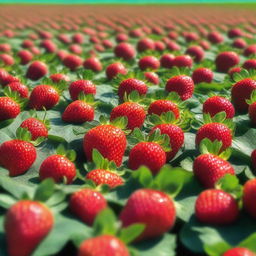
<box><xmin>119</xmin><ymin>224</ymin><xmax>145</xmax><ymax>244</ymax></box>
<box><xmin>132</xmin><ymin>166</ymin><xmax>153</xmax><ymax>188</ymax></box>
<box><xmin>238</xmin><ymin>233</ymin><xmax>256</xmax><ymax>252</ymax></box>
<box><xmin>34</xmin><ymin>178</ymin><xmax>55</xmax><ymax>202</ymax></box>
<box><xmin>0</xmin><ymin>193</ymin><xmax>16</xmax><ymax>209</ymax></box>
<box><xmin>204</xmin><ymin>242</ymin><xmax>231</xmax><ymax>256</ymax></box>
<box><xmin>56</xmin><ymin>144</ymin><xmax>67</xmax><ymax>156</ymax></box>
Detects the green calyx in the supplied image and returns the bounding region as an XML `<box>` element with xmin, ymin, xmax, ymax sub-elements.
<box><xmin>246</xmin><ymin>89</ymin><xmax>256</xmax><ymax>105</ymax></box>
<box><xmin>16</xmin><ymin>127</ymin><xmax>46</xmax><ymax>146</ymax></box>
<box><xmin>92</xmin><ymin>149</ymin><xmax>118</xmax><ymax>172</ymax></box>
<box><xmin>77</xmin><ymin>69</ymin><xmax>95</xmax><ymax>81</ymax></box>
<box><xmin>3</xmin><ymin>86</ymin><xmax>28</xmax><ymax>109</ymax></box>
<box><xmin>100</xmin><ymin>115</ymin><xmax>129</xmax><ymax>132</ymax></box>
<box><xmin>29</xmin><ymin>108</ymin><xmax>51</xmax><ymax>131</ymax></box>
<box><xmin>233</xmin><ymin>68</ymin><xmax>256</xmax><ymax>82</ymax></box>
<box><xmin>77</xmin><ymin>92</ymin><xmax>97</xmax><ymax>107</ymax></box>
<box><xmin>56</xmin><ymin>144</ymin><xmax>76</xmax><ymax>162</ymax></box>
<box><xmin>158</xmin><ymin>66</ymin><xmax>191</xmax><ymax>82</ymax></box>
<box><xmin>41</xmin><ymin>77</ymin><xmax>67</xmax><ymax>94</ymax></box>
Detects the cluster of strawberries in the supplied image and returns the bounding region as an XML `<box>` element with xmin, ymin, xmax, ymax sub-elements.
<box><xmin>1</xmin><ymin>4</ymin><xmax>256</xmax><ymax>256</ymax></box>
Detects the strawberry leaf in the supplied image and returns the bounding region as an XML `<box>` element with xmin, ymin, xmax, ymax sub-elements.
<box><xmin>33</xmin><ymin>178</ymin><xmax>55</xmax><ymax>202</ymax></box>
<box><xmin>119</xmin><ymin>224</ymin><xmax>145</xmax><ymax>244</ymax></box>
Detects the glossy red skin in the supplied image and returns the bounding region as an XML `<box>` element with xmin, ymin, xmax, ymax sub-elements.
<box><xmin>151</xmin><ymin>124</ymin><xmax>184</xmax><ymax>161</ymax></box>
<box><xmin>40</xmin><ymin>39</ymin><xmax>57</xmax><ymax>53</ymax></box>
<box><xmin>39</xmin><ymin>155</ymin><xmax>76</xmax><ymax>184</ymax></box>
<box><xmin>114</xmin><ymin>42</ymin><xmax>135</xmax><ymax>60</ymax></box>
<box><xmin>26</xmin><ymin>61</ymin><xmax>48</xmax><ymax>81</ymax></box>
<box><xmin>166</xmin><ymin>41</ymin><xmax>181</xmax><ymax>51</ymax></box>
<box><xmin>192</xmin><ymin>67</ymin><xmax>213</xmax><ymax>84</ymax></box>
<box><xmin>83</xmin><ymin>124</ymin><xmax>127</xmax><ymax>167</ymax></box>
<box><xmin>62</xmin><ymin>100</ymin><xmax>94</xmax><ymax>123</ymax></box>
<box><xmin>120</xmin><ymin>189</ymin><xmax>176</xmax><ymax>240</ymax></box>
<box><xmin>116</xmin><ymin>33</ymin><xmax>128</xmax><ymax>42</ymax></box>
<box><xmin>20</xmin><ymin>117</ymin><xmax>48</xmax><ymax>140</ymax></box>
<box><xmin>243</xmin><ymin>59</ymin><xmax>256</xmax><ymax>70</ymax></box>
<box><xmin>172</xmin><ymin>55</ymin><xmax>193</xmax><ymax>68</ymax></box>
<box><xmin>110</xmin><ymin>102</ymin><xmax>146</xmax><ymax>130</ymax></box>
<box><xmin>78</xmin><ymin>235</ymin><xmax>130</xmax><ymax>256</ymax></box>
<box><xmin>138</xmin><ymin>56</ymin><xmax>160</xmax><ymax>70</ymax></box>
<box><xmin>118</xmin><ymin>78</ymin><xmax>148</xmax><ymax>100</ymax></box>
<box><xmin>244</xmin><ymin>44</ymin><xmax>256</xmax><ymax>57</ymax></box>
<box><xmin>148</xmin><ymin>99</ymin><xmax>180</xmax><ymax>119</ymax></box>
<box><xmin>195</xmin><ymin>189</ymin><xmax>239</xmax><ymax>224</ymax></box>
<box><xmin>233</xmin><ymin>38</ymin><xmax>247</xmax><ymax>49</ymax></box>
<box><xmin>215</xmin><ymin>52</ymin><xmax>240</xmax><ymax>73</ymax></box>
<box><xmin>86</xmin><ymin>169</ymin><xmax>124</xmax><ymax>189</ymax></box>
<box><xmin>243</xmin><ymin>178</ymin><xmax>256</xmax><ymax>218</ymax></box>
<box><xmin>144</xmin><ymin>72</ymin><xmax>159</xmax><ymax>85</ymax></box>
<box><xmin>106</xmin><ymin>62</ymin><xmax>127</xmax><ymax>80</ymax></box>
<box><xmin>83</xmin><ymin>57</ymin><xmax>102</xmax><ymax>72</ymax></box>
<box><xmin>72</xmin><ymin>33</ymin><xmax>84</xmax><ymax>44</ymax></box>
<box><xmin>0</xmin><ymin>54</ymin><xmax>14</xmax><ymax>66</ymax></box>
<box><xmin>18</xmin><ymin>50</ymin><xmax>33</xmax><ymax>65</ymax></box>
<box><xmin>69</xmin><ymin>80</ymin><xmax>96</xmax><ymax>100</ymax></box>
<box><xmin>50</xmin><ymin>73</ymin><xmax>70</xmax><ymax>83</ymax></box>
<box><xmin>196</xmin><ymin>123</ymin><xmax>232</xmax><ymax>152</ymax></box>
<box><xmin>185</xmin><ymin>45</ymin><xmax>204</xmax><ymax>62</ymax></box>
<box><xmin>160</xmin><ymin>53</ymin><xmax>175</xmax><ymax>68</ymax></box>
<box><xmin>207</xmin><ymin>31</ymin><xmax>224</xmax><ymax>44</ymax></box>
<box><xmin>228</xmin><ymin>28</ymin><xmax>243</xmax><ymax>38</ymax></box>
<box><xmin>223</xmin><ymin>247</ymin><xmax>255</xmax><ymax>256</ymax></box>
<box><xmin>231</xmin><ymin>78</ymin><xmax>256</xmax><ymax>112</ymax></box>
<box><xmin>29</xmin><ymin>85</ymin><xmax>59</xmax><ymax>110</ymax></box>
<box><xmin>0</xmin><ymin>139</ymin><xmax>36</xmax><ymax>176</ymax></box>
<box><xmin>6</xmin><ymin>82</ymin><xmax>29</xmax><ymax>98</ymax></box>
<box><xmin>203</xmin><ymin>96</ymin><xmax>235</xmax><ymax>118</ymax></box>
<box><xmin>0</xmin><ymin>97</ymin><xmax>20</xmax><ymax>121</ymax></box>
<box><xmin>193</xmin><ymin>154</ymin><xmax>235</xmax><ymax>188</ymax></box>
<box><xmin>137</xmin><ymin>38</ymin><xmax>155</xmax><ymax>52</ymax></box>
<box><xmin>154</xmin><ymin>41</ymin><xmax>166</xmax><ymax>51</ymax></box>
<box><xmin>70</xmin><ymin>188</ymin><xmax>107</xmax><ymax>225</ymax></box>
<box><xmin>229</xmin><ymin>67</ymin><xmax>242</xmax><ymax>80</ymax></box>
<box><xmin>165</xmin><ymin>75</ymin><xmax>194</xmax><ymax>101</ymax></box>
<box><xmin>63</xmin><ymin>54</ymin><xmax>82</xmax><ymax>70</ymax></box>
<box><xmin>5</xmin><ymin>200</ymin><xmax>53</xmax><ymax>256</ymax></box>
<box><xmin>128</xmin><ymin>142</ymin><xmax>166</xmax><ymax>174</ymax></box>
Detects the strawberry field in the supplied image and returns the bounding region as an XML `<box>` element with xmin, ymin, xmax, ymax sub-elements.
<box><xmin>1</xmin><ymin>4</ymin><xmax>256</xmax><ymax>256</ymax></box>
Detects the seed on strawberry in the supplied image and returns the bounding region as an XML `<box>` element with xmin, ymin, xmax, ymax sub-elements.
<box><xmin>138</xmin><ymin>56</ymin><xmax>160</xmax><ymax>71</ymax></box>
<box><xmin>192</xmin><ymin>67</ymin><xmax>213</xmax><ymax>84</ymax></box>
<box><xmin>83</xmin><ymin>57</ymin><xmax>102</xmax><ymax>72</ymax></box>
<box><xmin>6</xmin><ymin>82</ymin><xmax>29</xmax><ymax>98</ymax></box>
<box><xmin>0</xmin><ymin>96</ymin><xmax>21</xmax><ymax>121</ymax></box>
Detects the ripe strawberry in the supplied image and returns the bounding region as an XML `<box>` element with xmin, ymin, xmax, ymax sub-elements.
<box><xmin>200</xmin><ymin>40</ymin><xmax>211</xmax><ymax>50</ymax></box>
<box><xmin>251</xmin><ymin>150</ymin><xmax>256</xmax><ymax>171</ymax></box>
<box><xmin>244</xmin><ymin>44</ymin><xmax>256</xmax><ymax>57</ymax></box>
<box><xmin>69</xmin><ymin>44</ymin><xmax>82</xmax><ymax>55</ymax></box>
<box><xmin>63</xmin><ymin>54</ymin><xmax>82</xmax><ymax>70</ymax></box>
<box><xmin>203</xmin><ymin>96</ymin><xmax>235</xmax><ymax>118</ymax></box>
<box><xmin>69</xmin><ymin>188</ymin><xmax>107</xmax><ymax>225</ymax></box>
<box><xmin>160</xmin><ymin>53</ymin><xmax>175</xmax><ymax>68</ymax></box>
<box><xmin>144</xmin><ymin>72</ymin><xmax>159</xmax><ymax>85</ymax></box>
<box><xmin>83</xmin><ymin>125</ymin><xmax>127</xmax><ymax>166</ymax></box>
<box><xmin>6</xmin><ymin>82</ymin><xmax>29</xmax><ymax>98</ymax></box>
<box><xmin>26</xmin><ymin>61</ymin><xmax>48</xmax><ymax>81</ymax></box>
<box><xmin>69</xmin><ymin>80</ymin><xmax>96</xmax><ymax>100</ymax></box>
<box><xmin>50</xmin><ymin>73</ymin><xmax>70</xmax><ymax>83</ymax></box>
<box><xmin>18</xmin><ymin>49</ymin><xmax>33</xmax><ymax>65</ymax></box>
<box><xmin>0</xmin><ymin>97</ymin><xmax>20</xmax><ymax>121</ymax></box>
<box><xmin>116</xmin><ymin>33</ymin><xmax>128</xmax><ymax>42</ymax></box>
<box><xmin>5</xmin><ymin>200</ymin><xmax>53</xmax><ymax>256</ymax></box>
<box><xmin>196</xmin><ymin>123</ymin><xmax>232</xmax><ymax>152</ymax></box>
<box><xmin>20</xmin><ymin>117</ymin><xmax>48</xmax><ymax>140</ymax></box>
<box><xmin>165</xmin><ymin>75</ymin><xmax>194</xmax><ymax>100</ymax></box>
<box><xmin>166</xmin><ymin>41</ymin><xmax>181</xmax><ymax>51</ymax></box>
<box><xmin>39</xmin><ymin>154</ymin><xmax>76</xmax><ymax>184</ymax></box>
<box><xmin>78</xmin><ymin>235</ymin><xmax>130</xmax><ymax>256</ymax></box>
<box><xmin>195</xmin><ymin>189</ymin><xmax>239</xmax><ymax>224</ymax></box>
<box><xmin>120</xmin><ymin>189</ymin><xmax>176</xmax><ymax>240</ymax></box>
<box><xmin>243</xmin><ymin>178</ymin><xmax>256</xmax><ymax>218</ymax></box>
<box><xmin>72</xmin><ymin>33</ymin><xmax>84</xmax><ymax>44</ymax></box>
<box><xmin>229</xmin><ymin>67</ymin><xmax>242</xmax><ymax>80</ymax></box>
<box><xmin>223</xmin><ymin>247</ymin><xmax>255</xmax><ymax>256</ymax></box>
<box><xmin>29</xmin><ymin>84</ymin><xmax>59</xmax><ymax>110</ymax></box>
<box><xmin>184</xmin><ymin>32</ymin><xmax>199</xmax><ymax>42</ymax></box>
<box><xmin>215</xmin><ymin>52</ymin><xmax>240</xmax><ymax>73</ymax></box>
<box><xmin>231</xmin><ymin>78</ymin><xmax>256</xmax><ymax>112</ymax></box>
<box><xmin>114</xmin><ymin>42</ymin><xmax>136</xmax><ymax>60</ymax></box>
<box><xmin>228</xmin><ymin>28</ymin><xmax>243</xmax><ymax>38</ymax></box>
<box><xmin>106</xmin><ymin>62</ymin><xmax>127</xmax><ymax>80</ymax></box>
<box><xmin>243</xmin><ymin>59</ymin><xmax>256</xmax><ymax>70</ymax></box>
<box><xmin>0</xmin><ymin>139</ymin><xmax>36</xmax><ymax>176</ymax></box>
<box><xmin>137</xmin><ymin>37</ymin><xmax>155</xmax><ymax>52</ymax></box>
<box><xmin>154</xmin><ymin>41</ymin><xmax>165</xmax><ymax>51</ymax></box>
<box><xmin>185</xmin><ymin>45</ymin><xmax>205</xmax><ymax>62</ymax></box>
<box><xmin>83</xmin><ymin>57</ymin><xmax>102</xmax><ymax>72</ymax></box>
<box><xmin>233</xmin><ymin>38</ymin><xmax>247</xmax><ymax>49</ymax></box>
<box><xmin>172</xmin><ymin>55</ymin><xmax>193</xmax><ymax>68</ymax></box>
<box><xmin>40</xmin><ymin>39</ymin><xmax>57</xmax><ymax>53</ymax></box>
<box><xmin>138</xmin><ymin>56</ymin><xmax>160</xmax><ymax>71</ymax></box>
<box><xmin>0</xmin><ymin>43</ymin><xmax>11</xmax><ymax>52</ymax></box>
<box><xmin>118</xmin><ymin>78</ymin><xmax>148</xmax><ymax>100</ymax></box>
<box><xmin>192</xmin><ymin>67</ymin><xmax>213</xmax><ymax>84</ymax></box>
<box><xmin>207</xmin><ymin>31</ymin><xmax>224</xmax><ymax>44</ymax></box>
<box><xmin>0</xmin><ymin>53</ymin><xmax>14</xmax><ymax>66</ymax></box>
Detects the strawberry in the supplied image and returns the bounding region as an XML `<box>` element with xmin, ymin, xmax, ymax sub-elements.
<box><xmin>83</xmin><ymin>57</ymin><xmax>102</xmax><ymax>72</ymax></box>
<box><xmin>229</xmin><ymin>67</ymin><xmax>242</xmax><ymax>80</ymax></box>
<box><xmin>243</xmin><ymin>59</ymin><xmax>256</xmax><ymax>70</ymax></box>
<box><xmin>203</xmin><ymin>96</ymin><xmax>235</xmax><ymax>119</ymax></box>
<box><xmin>106</xmin><ymin>62</ymin><xmax>127</xmax><ymax>80</ymax></box>
<box><xmin>154</xmin><ymin>41</ymin><xmax>166</xmax><ymax>51</ymax></box>
<box><xmin>243</xmin><ymin>178</ymin><xmax>256</xmax><ymax>218</ymax></box>
<box><xmin>138</xmin><ymin>56</ymin><xmax>160</xmax><ymax>71</ymax></box>
<box><xmin>29</xmin><ymin>84</ymin><xmax>59</xmax><ymax>110</ymax></box>
<box><xmin>114</xmin><ymin>42</ymin><xmax>136</xmax><ymax>60</ymax></box>
<box><xmin>26</xmin><ymin>61</ymin><xmax>48</xmax><ymax>81</ymax></box>
<box><xmin>83</xmin><ymin>124</ymin><xmax>127</xmax><ymax>166</ymax></box>
<box><xmin>78</xmin><ymin>235</ymin><xmax>130</xmax><ymax>256</ymax></box>
<box><xmin>69</xmin><ymin>80</ymin><xmax>96</xmax><ymax>100</ymax></box>
<box><xmin>244</xmin><ymin>44</ymin><xmax>256</xmax><ymax>57</ymax></box>
<box><xmin>120</xmin><ymin>189</ymin><xmax>176</xmax><ymax>240</ymax></box>
<box><xmin>18</xmin><ymin>49</ymin><xmax>33</xmax><ymax>65</ymax></box>
<box><xmin>160</xmin><ymin>53</ymin><xmax>175</xmax><ymax>68</ymax></box>
<box><xmin>5</xmin><ymin>200</ymin><xmax>53</xmax><ymax>256</ymax></box>
<box><xmin>251</xmin><ymin>150</ymin><xmax>256</xmax><ymax>170</ymax></box>
<box><xmin>172</xmin><ymin>55</ymin><xmax>193</xmax><ymax>68</ymax></box>
<box><xmin>6</xmin><ymin>82</ymin><xmax>29</xmax><ymax>98</ymax></box>
<box><xmin>192</xmin><ymin>67</ymin><xmax>213</xmax><ymax>84</ymax></box>
<box><xmin>165</xmin><ymin>75</ymin><xmax>194</xmax><ymax>100</ymax></box>
<box><xmin>195</xmin><ymin>189</ymin><xmax>239</xmax><ymax>224</ymax></box>
<box><xmin>118</xmin><ymin>78</ymin><xmax>148</xmax><ymax>100</ymax></box>
<box><xmin>0</xmin><ymin>53</ymin><xmax>14</xmax><ymax>66</ymax></box>
<box><xmin>215</xmin><ymin>52</ymin><xmax>240</xmax><ymax>73</ymax></box>
<box><xmin>69</xmin><ymin>188</ymin><xmax>107</xmax><ymax>225</ymax></box>
<box><xmin>40</xmin><ymin>39</ymin><xmax>57</xmax><ymax>53</ymax></box>
<box><xmin>144</xmin><ymin>72</ymin><xmax>159</xmax><ymax>85</ymax></box>
<box><xmin>116</xmin><ymin>33</ymin><xmax>128</xmax><ymax>42</ymax></box>
<box><xmin>228</xmin><ymin>28</ymin><xmax>243</xmax><ymax>38</ymax></box>
<box><xmin>249</xmin><ymin>100</ymin><xmax>256</xmax><ymax>126</ymax></box>
<box><xmin>167</xmin><ymin>41</ymin><xmax>181</xmax><ymax>51</ymax></box>
<box><xmin>185</xmin><ymin>45</ymin><xmax>205</xmax><ymax>62</ymax></box>
<box><xmin>207</xmin><ymin>31</ymin><xmax>224</xmax><ymax>44</ymax></box>
<box><xmin>231</xmin><ymin>78</ymin><xmax>256</xmax><ymax>112</ymax></box>
<box><xmin>63</xmin><ymin>54</ymin><xmax>83</xmax><ymax>70</ymax></box>
<box><xmin>200</xmin><ymin>40</ymin><xmax>211</xmax><ymax>50</ymax></box>
<box><xmin>0</xmin><ymin>96</ymin><xmax>20</xmax><ymax>121</ymax></box>
<box><xmin>72</xmin><ymin>33</ymin><xmax>84</xmax><ymax>44</ymax></box>
<box><xmin>137</xmin><ymin>37</ymin><xmax>155</xmax><ymax>52</ymax></box>
<box><xmin>184</xmin><ymin>32</ymin><xmax>199</xmax><ymax>42</ymax></box>
<box><xmin>223</xmin><ymin>248</ymin><xmax>255</xmax><ymax>256</ymax></box>
<box><xmin>50</xmin><ymin>73</ymin><xmax>70</xmax><ymax>83</ymax></box>
<box><xmin>233</xmin><ymin>38</ymin><xmax>247</xmax><ymax>49</ymax></box>
<box><xmin>69</xmin><ymin>44</ymin><xmax>82</xmax><ymax>55</ymax></box>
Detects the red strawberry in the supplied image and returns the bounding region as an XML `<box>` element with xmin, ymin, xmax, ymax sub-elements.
<box><xmin>244</xmin><ymin>44</ymin><xmax>256</xmax><ymax>57</ymax></box>
<box><xmin>207</xmin><ymin>31</ymin><xmax>224</xmax><ymax>44</ymax></box>
<box><xmin>0</xmin><ymin>97</ymin><xmax>20</xmax><ymax>121</ymax></box>
<box><xmin>172</xmin><ymin>55</ymin><xmax>193</xmax><ymax>68</ymax></box>
<box><xmin>50</xmin><ymin>73</ymin><xmax>70</xmax><ymax>83</ymax></box>
<box><xmin>120</xmin><ymin>189</ymin><xmax>176</xmax><ymax>240</ymax></box>
<box><xmin>165</xmin><ymin>75</ymin><xmax>194</xmax><ymax>100</ymax></box>
<box><xmin>63</xmin><ymin>54</ymin><xmax>82</xmax><ymax>70</ymax></box>
<box><xmin>26</xmin><ymin>61</ymin><xmax>48</xmax><ymax>81</ymax></box>
<box><xmin>192</xmin><ymin>67</ymin><xmax>213</xmax><ymax>84</ymax></box>
<box><xmin>160</xmin><ymin>53</ymin><xmax>175</xmax><ymax>68</ymax></box>
<box><xmin>231</xmin><ymin>78</ymin><xmax>256</xmax><ymax>112</ymax></box>
<box><xmin>223</xmin><ymin>248</ymin><xmax>255</xmax><ymax>256</ymax></box>
<box><xmin>18</xmin><ymin>50</ymin><xmax>33</xmax><ymax>65</ymax></box>
<box><xmin>69</xmin><ymin>80</ymin><xmax>96</xmax><ymax>100</ymax></box>
<box><xmin>114</xmin><ymin>42</ymin><xmax>136</xmax><ymax>60</ymax></box>
<box><xmin>78</xmin><ymin>235</ymin><xmax>130</xmax><ymax>256</ymax></box>
<box><xmin>195</xmin><ymin>189</ymin><xmax>239</xmax><ymax>224</ymax></box>
<box><xmin>29</xmin><ymin>84</ymin><xmax>59</xmax><ymax>110</ymax></box>
<box><xmin>243</xmin><ymin>178</ymin><xmax>256</xmax><ymax>218</ymax></box>
<box><xmin>203</xmin><ymin>96</ymin><xmax>235</xmax><ymax>119</ymax></box>
<box><xmin>144</xmin><ymin>72</ymin><xmax>159</xmax><ymax>85</ymax></box>
<box><xmin>6</xmin><ymin>82</ymin><xmax>29</xmax><ymax>98</ymax></box>
<box><xmin>137</xmin><ymin>37</ymin><xmax>155</xmax><ymax>52</ymax></box>
<box><xmin>167</xmin><ymin>41</ymin><xmax>181</xmax><ymax>51</ymax></box>
<box><xmin>138</xmin><ymin>56</ymin><xmax>160</xmax><ymax>71</ymax></box>
<box><xmin>69</xmin><ymin>188</ymin><xmax>107</xmax><ymax>225</ymax></box>
<box><xmin>154</xmin><ymin>41</ymin><xmax>166</xmax><ymax>51</ymax></box>
<box><xmin>72</xmin><ymin>33</ymin><xmax>84</xmax><ymax>44</ymax></box>
<box><xmin>243</xmin><ymin>59</ymin><xmax>256</xmax><ymax>70</ymax></box>
<box><xmin>200</xmin><ymin>40</ymin><xmax>211</xmax><ymax>50</ymax></box>
<box><xmin>185</xmin><ymin>45</ymin><xmax>205</xmax><ymax>62</ymax></box>
<box><xmin>83</xmin><ymin>124</ymin><xmax>127</xmax><ymax>166</ymax></box>
<box><xmin>106</xmin><ymin>62</ymin><xmax>127</xmax><ymax>80</ymax></box>
<box><xmin>0</xmin><ymin>139</ymin><xmax>36</xmax><ymax>176</ymax></box>
<box><xmin>228</xmin><ymin>28</ymin><xmax>243</xmax><ymax>38</ymax></box>
<box><xmin>0</xmin><ymin>53</ymin><xmax>14</xmax><ymax>66</ymax></box>
<box><xmin>193</xmin><ymin>153</ymin><xmax>235</xmax><ymax>188</ymax></box>
<box><xmin>233</xmin><ymin>38</ymin><xmax>247</xmax><ymax>49</ymax></box>
<box><xmin>69</xmin><ymin>44</ymin><xmax>82</xmax><ymax>55</ymax></box>
<box><xmin>83</xmin><ymin>57</ymin><xmax>102</xmax><ymax>72</ymax></box>
<box><xmin>40</xmin><ymin>39</ymin><xmax>56</xmax><ymax>53</ymax></box>
<box><xmin>229</xmin><ymin>67</ymin><xmax>242</xmax><ymax>80</ymax></box>
<box><xmin>215</xmin><ymin>52</ymin><xmax>240</xmax><ymax>73</ymax></box>
<box><xmin>5</xmin><ymin>200</ymin><xmax>53</xmax><ymax>256</ymax></box>
<box><xmin>116</xmin><ymin>33</ymin><xmax>128</xmax><ymax>42</ymax></box>
<box><xmin>39</xmin><ymin>154</ymin><xmax>76</xmax><ymax>184</ymax></box>
<box><xmin>118</xmin><ymin>78</ymin><xmax>148</xmax><ymax>100</ymax></box>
